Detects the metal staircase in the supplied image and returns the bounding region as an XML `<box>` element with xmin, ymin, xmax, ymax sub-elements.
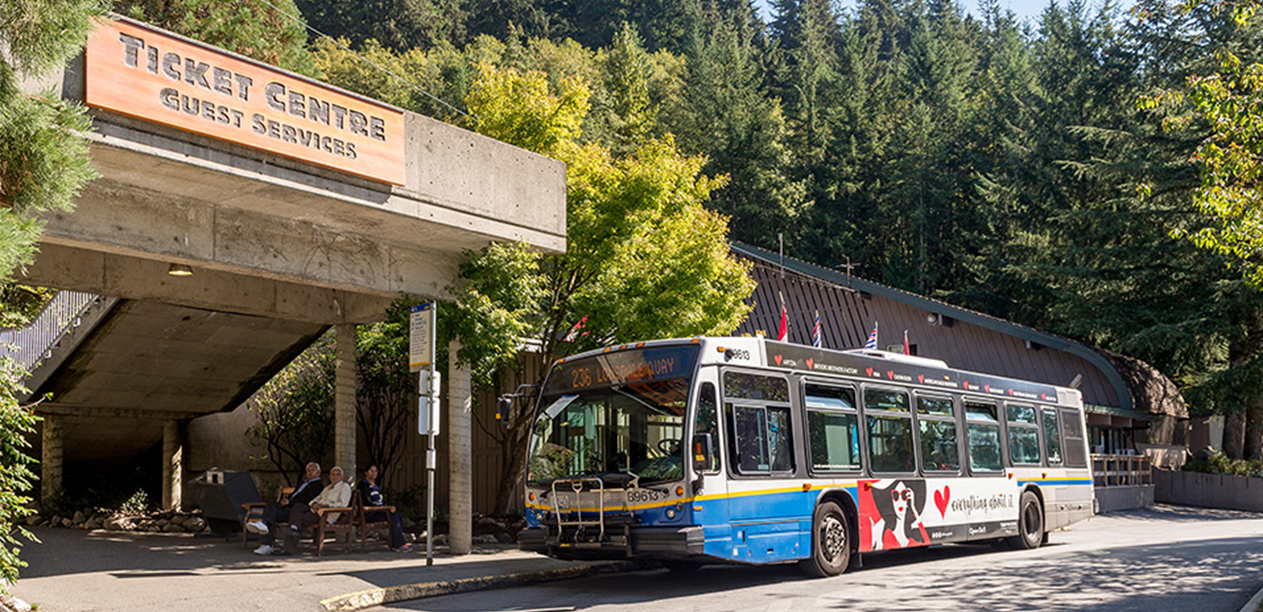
<box><xmin>0</xmin><ymin>291</ymin><xmax>119</xmax><ymax>400</ymax></box>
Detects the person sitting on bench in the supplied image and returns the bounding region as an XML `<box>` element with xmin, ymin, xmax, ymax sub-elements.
<box><xmin>356</xmin><ymin>465</ymin><xmax>409</xmax><ymax>552</ymax></box>
<box><xmin>273</xmin><ymin>465</ymin><xmax>353</xmax><ymax>556</ymax></box>
<box><xmin>247</xmin><ymin>462</ymin><xmax>322</xmax><ymax>555</ymax></box>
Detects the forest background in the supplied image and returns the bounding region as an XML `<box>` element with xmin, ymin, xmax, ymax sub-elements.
<box><xmin>255</xmin><ymin>0</ymin><xmax>1263</xmax><ymax>457</ymax></box>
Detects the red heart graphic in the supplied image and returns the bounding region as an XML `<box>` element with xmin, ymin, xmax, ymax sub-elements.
<box><xmin>886</xmin><ymin>370</ymin><xmax>894</xmax><ymax>380</ymax></box>
<box><xmin>805</xmin><ymin>359</ymin><xmax>814</xmax><ymax>369</ymax></box>
<box><xmin>774</xmin><ymin>354</ymin><xmax>783</xmax><ymax>366</ymax></box>
<box><xmin>918</xmin><ymin>375</ymin><xmax>925</xmax><ymax>384</ymax></box>
<box><xmin>934</xmin><ymin>486</ymin><xmax>951</xmax><ymax>518</ymax></box>
<box><xmin>1008</xmin><ymin>389</ymin><xmax>1014</xmax><ymax>396</ymax></box>
<box><xmin>962</xmin><ymin>381</ymin><xmax>969</xmax><ymax>390</ymax></box>
<box><xmin>1042</xmin><ymin>393</ymin><xmax>1047</xmax><ymax>401</ymax></box>
<box><xmin>866</xmin><ymin>367</ymin><xmax>874</xmax><ymax>377</ymax></box>
<box><xmin>984</xmin><ymin>385</ymin><xmax>990</xmax><ymax>393</ymax></box>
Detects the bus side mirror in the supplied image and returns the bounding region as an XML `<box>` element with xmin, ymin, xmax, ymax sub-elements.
<box><xmin>692</xmin><ymin>433</ymin><xmax>714</xmax><ymax>473</ymax></box>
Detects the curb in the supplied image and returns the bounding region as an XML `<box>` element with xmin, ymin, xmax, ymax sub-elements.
<box><xmin>1239</xmin><ymin>585</ymin><xmax>1263</xmax><ymax>612</ymax></box>
<box><xmin>319</xmin><ymin>560</ymin><xmax>653</xmax><ymax>611</ymax></box>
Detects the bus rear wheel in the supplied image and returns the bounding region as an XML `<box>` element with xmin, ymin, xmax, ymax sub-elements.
<box><xmin>800</xmin><ymin>501</ymin><xmax>850</xmax><ymax>577</ymax></box>
<box><xmin>1007</xmin><ymin>490</ymin><xmax>1044</xmax><ymax>550</ymax></box>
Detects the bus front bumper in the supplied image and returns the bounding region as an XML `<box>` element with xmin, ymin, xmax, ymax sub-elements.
<box><xmin>518</xmin><ymin>525</ymin><xmax>705</xmax><ymax>560</ymax></box>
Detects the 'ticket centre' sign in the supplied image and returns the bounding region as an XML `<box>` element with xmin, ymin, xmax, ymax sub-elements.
<box><xmin>85</xmin><ymin>17</ymin><xmax>406</xmax><ymax>186</ymax></box>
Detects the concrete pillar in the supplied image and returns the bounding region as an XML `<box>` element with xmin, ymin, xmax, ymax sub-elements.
<box><xmin>40</xmin><ymin>415</ymin><xmax>63</xmax><ymax>502</ymax></box>
<box><xmin>161</xmin><ymin>420</ymin><xmax>183</xmax><ymax>510</ymax></box>
<box><xmin>335</xmin><ymin>323</ymin><xmax>358</xmax><ymax>482</ymax></box>
<box><xmin>448</xmin><ymin>339</ymin><xmax>472</xmax><ymax>555</ymax></box>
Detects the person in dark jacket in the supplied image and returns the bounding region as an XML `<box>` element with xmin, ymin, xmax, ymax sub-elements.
<box><xmin>356</xmin><ymin>465</ymin><xmax>410</xmax><ymax>552</ymax></box>
<box><xmin>246</xmin><ymin>462</ymin><xmax>323</xmax><ymax>555</ymax></box>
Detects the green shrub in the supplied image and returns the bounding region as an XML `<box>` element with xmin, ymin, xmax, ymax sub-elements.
<box><xmin>1184</xmin><ymin>451</ymin><xmax>1263</xmax><ymax>478</ymax></box>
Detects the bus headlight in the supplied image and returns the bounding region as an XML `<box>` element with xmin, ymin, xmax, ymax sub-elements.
<box><xmin>665</xmin><ymin>508</ymin><xmax>677</xmax><ymax>519</ymax></box>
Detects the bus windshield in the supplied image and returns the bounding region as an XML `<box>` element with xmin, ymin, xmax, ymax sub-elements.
<box><xmin>527</xmin><ymin>345</ymin><xmax>698</xmax><ymax>486</ymax></box>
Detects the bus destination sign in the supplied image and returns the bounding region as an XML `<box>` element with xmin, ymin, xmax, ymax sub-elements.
<box><xmin>85</xmin><ymin>17</ymin><xmax>406</xmax><ymax>185</ymax></box>
<box><xmin>544</xmin><ymin>345</ymin><xmax>700</xmax><ymax>395</ymax></box>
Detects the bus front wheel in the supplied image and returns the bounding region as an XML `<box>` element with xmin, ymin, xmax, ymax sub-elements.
<box><xmin>1007</xmin><ymin>490</ymin><xmax>1044</xmax><ymax>550</ymax></box>
<box><xmin>800</xmin><ymin>501</ymin><xmax>850</xmax><ymax>577</ymax></box>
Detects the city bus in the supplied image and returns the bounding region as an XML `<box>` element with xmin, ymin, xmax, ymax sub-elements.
<box><xmin>518</xmin><ymin>336</ymin><xmax>1094</xmax><ymax>576</ymax></box>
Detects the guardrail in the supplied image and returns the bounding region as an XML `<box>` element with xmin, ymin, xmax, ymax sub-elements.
<box><xmin>1092</xmin><ymin>453</ymin><xmax>1153</xmax><ymax>488</ymax></box>
<box><xmin>0</xmin><ymin>291</ymin><xmax>104</xmax><ymax>372</ymax></box>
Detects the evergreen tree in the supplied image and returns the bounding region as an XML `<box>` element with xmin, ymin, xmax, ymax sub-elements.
<box><xmin>296</xmin><ymin>0</ymin><xmax>466</xmax><ymax>52</ymax></box>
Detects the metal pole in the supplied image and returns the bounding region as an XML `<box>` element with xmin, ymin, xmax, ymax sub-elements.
<box><xmin>426</xmin><ymin>426</ymin><xmax>435</xmax><ymax>566</ymax></box>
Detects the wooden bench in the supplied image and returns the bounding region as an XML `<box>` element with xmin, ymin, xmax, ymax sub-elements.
<box><xmin>352</xmin><ymin>490</ymin><xmax>398</xmax><ymax>551</ymax></box>
<box><xmin>241</xmin><ymin>487</ymin><xmax>354</xmax><ymax>556</ymax></box>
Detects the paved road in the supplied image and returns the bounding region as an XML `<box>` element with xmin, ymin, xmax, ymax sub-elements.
<box><xmin>384</xmin><ymin>505</ymin><xmax>1263</xmax><ymax>612</ymax></box>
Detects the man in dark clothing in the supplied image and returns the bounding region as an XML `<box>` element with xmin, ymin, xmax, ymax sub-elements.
<box><xmin>246</xmin><ymin>462</ymin><xmax>323</xmax><ymax>555</ymax></box>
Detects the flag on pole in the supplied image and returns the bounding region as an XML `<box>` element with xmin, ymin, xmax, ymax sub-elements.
<box><xmin>563</xmin><ymin>316</ymin><xmax>587</xmax><ymax>342</ymax></box>
<box><xmin>904</xmin><ymin>329</ymin><xmax>910</xmax><ymax>355</ymax></box>
<box><xmin>864</xmin><ymin>322</ymin><xmax>879</xmax><ymax>349</ymax></box>
<box><xmin>812</xmin><ymin>310</ymin><xmax>822</xmax><ymax>348</ymax></box>
<box><xmin>776</xmin><ymin>292</ymin><xmax>789</xmax><ymax>342</ymax></box>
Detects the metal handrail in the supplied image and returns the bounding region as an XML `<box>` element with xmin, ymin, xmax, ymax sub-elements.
<box><xmin>0</xmin><ymin>291</ymin><xmax>103</xmax><ymax>372</ymax></box>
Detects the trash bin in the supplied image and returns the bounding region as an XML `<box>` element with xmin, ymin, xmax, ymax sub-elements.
<box><xmin>188</xmin><ymin>470</ymin><xmax>262</xmax><ymax>538</ymax></box>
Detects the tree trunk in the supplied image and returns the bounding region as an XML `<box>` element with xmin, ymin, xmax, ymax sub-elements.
<box><xmin>1224</xmin><ymin>411</ymin><xmax>1246</xmax><ymax>460</ymax></box>
<box><xmin>1247</xmin><ymin>400</ymin><xmax>1263</xmax><ymax>462</ymax></box>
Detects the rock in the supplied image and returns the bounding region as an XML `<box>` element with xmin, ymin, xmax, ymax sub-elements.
<box><xmin>85</xmin><ymin>518</ymin><xmax>102</xmax><ymax>530</ymax></box>
<box><xmin>0</xmin><ymin>594</ymin><xmax>33</xmax><ymax>612</ymax></box>
<box><xmin>147</xmin><ymin>525</ymin><xmax>161</xmax><ymax>533</ymax></box>
<box><xmin>105</xmin><ymin>516</ymin><xmax>129</xmax><ymax>531</ymax></box>
<box><xmin>401</xmin><ymin>516</ymin><xmax>416</xmax><ymax>529</ymax></box>
<box><xmin>433</xmin><ymin>534</ymin><xmax>448</xmax><ymax>547</ymax></box>
<box><xmin>60</xmin><ymin>517</ymin><xmax>73</xmax><ymax>528</ymax></box>
<box><xmin>24</xmin><ymin>515</ymin><xmax>41</xmax><ymax>527</ymax></box>
<box><xmin>73</xmin><ymin>510</ymin><xmax>86</xmax><ymax>524</ymax></box>
<box><xmin>184</xmin><ymin>517</ymin><xmax>206</xmax><ymax>532</ymax></box>
<box><xmin>475</xmin><ymin>534</ymin><xmax>498</xmax><ymax>544</ymax></box>
<box><xmin>496</xmin><ymin>532</ymin><xmax>514</xmax><ymax>544</ymax></box>
<box><xmin>163</xmin><ymin>523</ymin><xmax>184</xmax><ymax>533</ymax></box>
<box><xmin>170</xmin><ymin>514</ymin><xmax>187</xmax><ymax>526</ymax></box>
<box><xmin>477</xmin><ymin>517</ymin><xmax>500</xmax><ymax>529</ymax></box>
<box><xmin>157</xmin><ymin>519</ymin><xmax>170</xmax><ymax>528</ymax></box>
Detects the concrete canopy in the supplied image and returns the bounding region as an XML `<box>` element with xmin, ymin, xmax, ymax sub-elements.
<box><xmin>13</xmin><ymin>20</ymin><xmax>567</xmax><ymax>490</ymax></box>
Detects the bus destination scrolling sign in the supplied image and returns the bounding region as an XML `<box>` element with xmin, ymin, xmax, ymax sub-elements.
<box><xmin>85</xmin><ymin>17</ymin><xmax>406</xmax><ymax>186</ymax></box>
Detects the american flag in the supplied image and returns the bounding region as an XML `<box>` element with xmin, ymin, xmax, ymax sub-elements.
<box><xmin>812</xmin><ymin>310</ymin><xmax>822</xmax><ymax>347</ymax></box>
<box><xmin>864</xmin><ymin>322</ymin><xmax>878</xmax><ymax>350</ymax></box>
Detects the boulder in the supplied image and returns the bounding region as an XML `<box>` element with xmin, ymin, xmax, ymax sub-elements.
<box><xmin>433</xmin><ymin>534</ymin><xmax>448</xmax><ymax>547</ymax></box>
<box><xmin>496</xmin><ymin>532</ymin><xmax>515</xmax><ymax>544</ymax></box>
<box><xmin>104</xmin><ymin>516</ymin><xmax>129</xmax><ymax>531</ymax></box>
<box><xmin>0</xmin><ymin>594</ymin><xmax>33</xmax><ymax>612</ymax></box>
<box><xmin>184</xmin><ymin>517</ymin><xmax>206</xmax><ymax>532</ymax></box>
<box><xmin>475</xmin><ymin>534</ymin><xmax>498</xmax><ymax>544</ymax></box>
<box><xmin>23</xmin><ymin>515</ymin><xmax>41</xmax><ymax>527</ymax></box>
<box><xmin>163</xmin><ymin>523</ymin><xmax>184</xmax><ymax>533</ymax></box>
<box><xmin>72</xmin><ymin>510</ymin><xmax>86</xmax><ymax>524</ymax></box>
<box><xmin>60</xmin><ymin>517</ymin><xmax>73</xmax><ymax>528</ymax></box>
<box><xmin>170</xmin><ymin>514</ymin><xmax>188</xmax><ymax>526</ymax></box>
<box><xmin>85</xmin><ymin>518</ymin><xmax>103</xmax><ymax>530</ymax></box>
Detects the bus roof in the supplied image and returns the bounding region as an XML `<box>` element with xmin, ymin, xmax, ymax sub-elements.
<box><xmin>555</xmin><ymin>336</ymin><xmax>1082</xmax><ymax>408</ymax></box>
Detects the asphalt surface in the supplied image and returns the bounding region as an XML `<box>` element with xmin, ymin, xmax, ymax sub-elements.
<box><xmin>11</xmin><ymin>505</ymin><xmax>1263</xmax><ymax>612</ymax></box>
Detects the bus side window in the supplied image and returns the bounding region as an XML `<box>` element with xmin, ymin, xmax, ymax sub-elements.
<box><xmin>864</xmin><ymin>387</ymin><xmax>915</xmax><ymax>474</ymax></box>
<box><xmin>806</xmin><ymin>383</ymin><xmax>861</xmax><ymax>472</ymax></box>
<box><xmin>964</xmin><ymin>401</ymin><xmax>1003</xmax><ymax>473</ymax></box>
<box><xmin>1060</xmin><ymin>408</ymin><xmax>1088</xmax><ymax>468</ymax></box>
<box><xmin>1042</xmin><ymin>407</ymin><xmax>1063</xmax><ymax>466</ymax></box>
<box><xmin>917</xmin><ymin>394</ymin><xmax>959</xmax><ymax>472</ymax></box>
<box><xmin>1006</xmin><ymin>404</ymin><xmax>1041</xmax><ymax>465</ymax></box>
<box><xmin>694</xmin><ymin>382</ymin><xmax>721</xmax><ymax>472</ymax></box>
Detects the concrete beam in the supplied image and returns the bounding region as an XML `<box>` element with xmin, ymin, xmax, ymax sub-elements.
<box><xmin>34</xmin><ymin>404</ymin><xmax>207</xmax><ymax>420</ymax></box>
<box><xmin>162</xmin><ymin>420</ymin><xmax>183</xmax><ymax>510</ymax></box>
<box><xmin>447</xmin><ymin>340</ymin><xmax>472</xmax><ymax>555</ymax></box>
<box><xmin>20</xmin><ymin>244</ymin><xmax>400</xmax><ymax>324</ymax></box>
<box><xmin>335</xmin><ymin>324</ymin><xmax>357</xmax><ymax>483</ymax></box>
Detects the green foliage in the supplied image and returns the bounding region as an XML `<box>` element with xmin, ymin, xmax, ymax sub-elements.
<box><xmin>296</xmin><ymin>0</ymin><xmax>465</xmax><ymax>52</ymax></box>
<box><xmin>115</xmin><ymin>0</ymin><xmax>319</xmax><ymax>76</ymax></box>
<box><xmin>0</xmin><ymin>67</ymin><xmax>99</xmax><ymax>282</ymax></box>
<box><xmin>0</xmin><ymin>284</ymin><xmax>53</xmax><ymax>329</ymax></box>
<box><xmin>1184</xmin><ymin>449</ymin><xmax>1263</xmax><ymax>477</ymax></box>
<box><xmin>0</xmin><ymin>360</ymin><xmax>38</xmax><ymax>592</ymax></box>
<box><xmin>246</xmin><ymin>332</ymin><xmax>336</xmax><ymax>482</ymax></box>
<box><xmin>0</xmin><ymin>0</ymin><xmax>106</xmax><ymax>75</ymax></box>
<box><xmin>355</xmin><ymin>299</ymin><xmax>425</xmax><ymax>489</ymax></box>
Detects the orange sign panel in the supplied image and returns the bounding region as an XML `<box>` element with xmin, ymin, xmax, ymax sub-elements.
<box><xmin>85</xmin><ymin>18</ymin><xmax>406</xmax><ymax>185</ymax></box>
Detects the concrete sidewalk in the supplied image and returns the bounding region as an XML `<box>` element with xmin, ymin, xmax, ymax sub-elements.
<box><xmin>11</xmin><ymin>527</ymin><xmax>644</xmax><ymax>612</ymax></box>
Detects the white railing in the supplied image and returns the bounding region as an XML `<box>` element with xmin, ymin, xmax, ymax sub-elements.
<box><xmin>0</xmin><ymin>291</ymin><xmax>104</xmax><ymax>372</ymax></box>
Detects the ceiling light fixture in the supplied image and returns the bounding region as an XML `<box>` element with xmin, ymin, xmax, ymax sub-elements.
<box><xmin>167</xmin><ymin>263</ymin><xmax>193</xmax><ymax>277</ymax></box>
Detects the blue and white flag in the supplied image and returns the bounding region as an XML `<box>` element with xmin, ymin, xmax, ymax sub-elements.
<box><xmin>864</xmin><ymin>322</ymin><xmax>878</xmax><ymax>350</ymax></box>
